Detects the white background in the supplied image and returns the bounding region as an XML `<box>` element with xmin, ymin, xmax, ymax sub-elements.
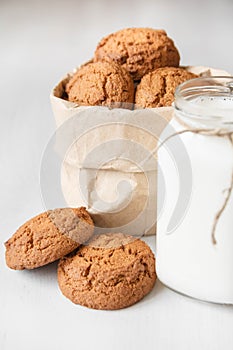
<box><xmin>1</xmin><ymin>0</ymin><xmax>233</xmax><ymax>349</ymax></box>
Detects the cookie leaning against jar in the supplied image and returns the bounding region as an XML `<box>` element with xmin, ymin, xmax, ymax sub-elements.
<box><xmin>94</xmin><ymin>28</ymin><xmax>180</xmax><ymax>81</ymax></box>
<box><xmin>66</xmin><ymin>60</ymin><xmax>134</xmax><ymax>109</ymax></box>
<box><xmin>135</xmin><ymin>67</ymin><xmax>198</xmax><ymax>108</ymax></box>
<box><xmin>5</xmin><ymin>207</ymin><xmax>94</xmax><ymax>270</ymax></box>
<box><xmin>57</xmin><ymin>233</ymin><xmax>156</xmax><ymax>310</ymax></box>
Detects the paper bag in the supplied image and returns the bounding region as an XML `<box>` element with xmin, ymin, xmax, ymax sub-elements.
<box><xmin>50</xmin><ymin>66</ymin><xmax>230</xmax><ymax>235</ymax></box>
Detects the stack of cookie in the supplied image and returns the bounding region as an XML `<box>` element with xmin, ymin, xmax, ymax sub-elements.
<box><xmin>5</xmin><ymin>207</ymin><xmax>156</xmax><ymax>310</ymax></box>
<box><xmin>64</xmin><ymin>28</ymin><xmax>197</xmax><ymax>109</ymax></box>
<box><xmin>51</xmin><ymin>28</ymin><xmax>201</xmax><ymax>238</ymax></box>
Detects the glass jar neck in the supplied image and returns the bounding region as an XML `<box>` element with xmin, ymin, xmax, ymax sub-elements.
<box><xmin>174</xmin><ymin>76</ymin><xmax>233</xmax><ymax>131</ymax></box>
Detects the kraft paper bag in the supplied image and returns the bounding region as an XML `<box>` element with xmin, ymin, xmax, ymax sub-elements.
<box><xmin>50</xmin><ymin>66</ymin><xmax>230</xmax><ymax>235</ymax></box>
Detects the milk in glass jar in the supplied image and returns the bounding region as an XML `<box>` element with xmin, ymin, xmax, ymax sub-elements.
<box><xmin>157</xmin><ymin>77</ymin><xmax>233</xmax><ymax>304</ymax></box>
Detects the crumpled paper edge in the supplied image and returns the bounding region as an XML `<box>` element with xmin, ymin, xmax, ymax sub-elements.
<box><xmin>50</xmin><ymin>65</ymin><xmax>231</xmax><ymax>128</ymax></box>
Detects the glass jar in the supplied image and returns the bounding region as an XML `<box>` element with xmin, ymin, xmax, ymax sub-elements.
<box><xmin>156</xmin><ymin>77</ymin><xmax>233</xmax><ymax>304</ymax></box>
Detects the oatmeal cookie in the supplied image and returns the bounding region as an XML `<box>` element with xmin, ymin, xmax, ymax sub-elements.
<box><xmin>135</xmin><ymin>67</ymin><xmax>197</xmax><ymax>107</ymax></box>
<box><xmin>5</xmin><ymin>207</ymin><xmax>94</xmax><ymax>270</ymax></box>
<box><xmin>66</xmin><ymin>61</ymin><xmax>134</xmax><ymax>108</ymax></box>
<box><xmin>94</xmin><ymin>28</ymin><xmax>180</xmax><ymax>80</ymax></box>
<box><xmin>57</xmin><ymin>233</ymin><xmax>156</xmax><ymax>309</ymax></box>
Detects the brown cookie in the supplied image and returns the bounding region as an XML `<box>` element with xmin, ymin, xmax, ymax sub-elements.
<box><xmin>94</xmin><ymin>28</ymin><xmax>180</xmax><ymax>81</ymax></box>
<box><xmin>5</xmin><ymin>207</ymin><xmax>94</xmax><ymax>270</ymax></box>
<box><xmin>57</xmin><ymin>233</ymin><xmax>156</xmax><ymax>310</ymax></box>
<box><xmin>135</xmin><ymin>67</ymin><xmax>197</xmax><ymax>108</ymax></box>
<box><xmin>66</xmin><ymin>61</ymin><xmax>134</xmax><ymax>108</ymax></box>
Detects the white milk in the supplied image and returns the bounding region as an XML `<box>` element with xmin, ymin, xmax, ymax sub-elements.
<box><xmin>156</xmin><ymin>80</ymin><xmax>233</xmax><ymax>304</ymax></box>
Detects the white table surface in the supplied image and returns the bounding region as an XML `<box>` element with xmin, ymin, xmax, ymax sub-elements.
<box><xmin>1</xmin><ymin>0</ymin><xmax>233</xmax><ymax>349</ymax></box>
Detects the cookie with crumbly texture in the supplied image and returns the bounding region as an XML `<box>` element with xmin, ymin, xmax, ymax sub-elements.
<box><xmin>135</xmin><ymin>67</ymin><xmax>197</xmax><ymax>108</ymax></box>
<box><xmin>57</xmin><ymin>233</ymin><xmax>156</xmax><ymax>310</ymax></box>
<box><xmin>66</xmin><ymin>61</ymin><xmax>134</xmax><ymax>108</ymax></box>
<box><xmin>5</xmin><ymin>207</ymin><xmax>94</xmax><ymax>270</ymax></box>
<box><xmin>94</xmin><ymin>28</ymin><xmax>180</xmax><ymax>81</ymax></box>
